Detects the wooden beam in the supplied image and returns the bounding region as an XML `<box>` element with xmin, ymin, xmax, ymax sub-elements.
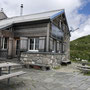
<box><xmin>46</xmin><ymin>23</ymin><xmax>50</xmax><ymax>52</ymax></box>
<box><xmin>8</xmin><ymin>28</ymin><xmax>14</xmax><ymax>58</ymax></box>
<box><xmin>8</xmin><ymin>37</ymin><xmax>13</xmax><ymax>58</ymax></box>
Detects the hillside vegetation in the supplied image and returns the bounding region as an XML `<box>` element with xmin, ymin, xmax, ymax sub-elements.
<box><xmin>70</xmin><ymin>35</ymin><xmax>90</xmax><ymax>62</ymax></box>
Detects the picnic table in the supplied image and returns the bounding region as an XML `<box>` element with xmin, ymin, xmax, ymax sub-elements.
<box><xmin>77</xmin><ymin>65</ymin><xmax>90</xmax><ymax>69</ymax></box>
<box><xmin>0</xmin><ymin>62</ymin><xmax>26</xmax><ymax>84</ymax></box>
<box><xmin>0</xmin><ymin>62</ymin><xmax>21</xmax><ymax>76</ymax></box>
<box><xmin>77</xmin><ymin>65</ymin><xmax>90</xmax><ymax>73</ymax></box>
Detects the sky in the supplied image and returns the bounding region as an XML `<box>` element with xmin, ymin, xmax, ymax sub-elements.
<box><xmin>0</xmin><ymin>0</ymin><xmax>90</xmax><ymax>41</ymax></box>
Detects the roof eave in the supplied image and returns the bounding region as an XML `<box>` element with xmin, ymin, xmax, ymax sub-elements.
<box><xmin>0</xmin><ymin>24</ymin><xmax>13</xmax><ymax>30</ymax></box>
<box><xmin>0</xmin><ymin>18</ymin><xmax>50</xmax><ymax>30</ymax></box>
<box><xmin>50</xmin><ymin>9</ymin><xmax>64</xmax><ymax>20</ymax></box>
<box><xmin>14</xmin><ymin>17</ymin><xmax>50</xmax><ymax>25</ymax></box>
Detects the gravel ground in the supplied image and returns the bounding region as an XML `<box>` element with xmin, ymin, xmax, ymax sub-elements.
<box><xmin>0</xmin><ymin>63</ymin><xmax>90</xmax><ymax>90</ymax></box>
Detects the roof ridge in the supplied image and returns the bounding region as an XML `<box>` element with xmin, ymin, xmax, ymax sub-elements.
<box><xmin>26</xmin><ymin>9</ymin><xmax>64</xmax><ymax>16</ymax></box>
<box><xmin>8</xmin><ymin>9</ymin><xmax>64</xmax><ymax>19</ymax></box>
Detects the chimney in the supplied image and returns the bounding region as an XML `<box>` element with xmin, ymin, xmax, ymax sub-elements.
<box><xmin>20</xmin><ymin>4</ymin><xmax>23</xmax><ymax>16</ymax></box>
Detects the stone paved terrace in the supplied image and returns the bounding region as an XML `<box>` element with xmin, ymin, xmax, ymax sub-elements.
<box><xmin>0</xmin><ymin>63</ymin><xmax>90</xmax><ymax>90</ymax></box>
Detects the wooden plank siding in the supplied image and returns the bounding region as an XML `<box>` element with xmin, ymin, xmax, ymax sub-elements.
<box><xmin>14</xmin><ymin>23</ymin><xmax>48</xmax><ymax>37</ymax></box>
<box><xmin>1</xmin><ymin>30</ymin><xmax>13</xmax><ymax>37</ymax></box>
<box><xmin>46</xmin><ymin>23</ymin><xmax>50</xmax><ymax>52</ymax></box>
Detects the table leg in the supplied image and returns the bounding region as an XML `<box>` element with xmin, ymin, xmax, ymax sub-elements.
<box><xmin>0</xmin><ymin>68</ymin><xmax>2</xmax><ymax>76</ymax></box>
<box><xmin>7</xmin><ymin>78</ymin><xmax>10</xmax><ymax>84</ymax></box>
<box><xmin>8</xmin><ymin>66</ymin><xmax>11</xmax><ymax>84</ymax></box>
<box><xmin>8</xmin><ymin>66</ymin><xmax>11</xmax><ymax>74</ymax></box>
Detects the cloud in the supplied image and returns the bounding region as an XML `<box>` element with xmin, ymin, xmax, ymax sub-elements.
<box><xmin>0</xmin><ymin>0</ymin><xmax>90</xmax><ymax>41</ymax></box>
<box><xmin>0</xmin><ymin>0</ymin><xmax>84</xmax><ymax>16</ymax></box>
<box><xmin>71</xmin><ymin>16</ymin><xmax>90</xmax><ymax>41</ymax></box>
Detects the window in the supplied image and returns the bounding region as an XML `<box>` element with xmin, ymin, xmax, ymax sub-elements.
<box><xmin>50</xmin><ymin>38</ymin><xmax>53</xmax><ymax>51</ymax></box>
<box><xmin>28</xmin><ymin>38</ymin><xmax>39</xmax><ymax>51</ymax></box>
<box><xmin>62</xmin><ymin>42</ymin><xmax>66</xmax><ymax>53</ymax></box>
<box><xmin>52</xmin><ymin>39</ymin><xmax>57</xmax><ymax>53</ymax></box>
<box><xmin>35</xmin><ymin>38</ymin><xmax>39</xmax><ymax>50</ymax></box>
<box><xmin>57</xmin><ymin>41</ymin><xmax>59</xmax><ymax>52</ymax></box>
<box><xmin>1</xmin><ymin>37</ymin><xmax>8</xmax><ymax>49</ymax></box>
<box><xmin>60</xmin><ymin>42</ymin><xmax>65</xmax><ymax>53</ymax></box>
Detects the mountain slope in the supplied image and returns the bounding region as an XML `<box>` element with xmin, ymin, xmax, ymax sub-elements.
<box><xmin>70</xmin><ymin>35</ymin><xmax>90</xmax><ymax>62</ymax></box>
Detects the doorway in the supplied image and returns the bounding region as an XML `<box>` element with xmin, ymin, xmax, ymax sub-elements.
<box><xmin>16</xmin><ymin>39</ymin><xmax>20</xmax><ymax>55</ymax></box>
<box><xmin>14</xmin><ymin>37</ymin><xmax>20</xmax><ymax>57</ymax></box>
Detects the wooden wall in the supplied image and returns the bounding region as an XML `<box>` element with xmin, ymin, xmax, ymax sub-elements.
<box><xmin>14</xmin><ymin>23</ymin><xmax>47</xmax><ymax>37</ymax></box>
<box><xmin>1</xmin><ymin>30</ymin><xmax>13</xmax><ymax>37</ymax></box>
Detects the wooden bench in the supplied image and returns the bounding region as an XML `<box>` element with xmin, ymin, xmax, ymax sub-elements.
<box><xmin>78</xmin><ymin>68</ymin><xmax>90</xmax><ymax>73</ymax></box>
<box><xmin>61</xmin><ymin>60</ymin><xmax>71</xmax><ymax>65</ymax></box>
<box><xmin>0</xmin><ymin>71</ymin><xmax>26</xmax><ymax>84</ymax></box>
<box><xmin>77</xmin><ymin>65</ymin><xmax>90</xmax><ymax>74</ymax></box>
<box><xmin>24</xmin><ymin>63</ymin><xmax>51</xmax><ymax>71</ymax></box>
<box><xmin>77</xmin><ymin>65</ymin><xmax>90</xmax><ymax>69</ymax></box>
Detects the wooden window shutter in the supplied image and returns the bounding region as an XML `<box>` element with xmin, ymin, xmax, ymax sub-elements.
<box><xmin>57</xmin><ymin>41</ymin><xmax>59</xmax><ymax>52</ymax></box>
<box><xmin>20</xmin><ymin>37</ymin><xmax>28</xmax><ymax>51</ymax></box>
<box><xmin>39</xmin><ymin>37</ymin><xmax>45</xmax><ymax>52</ymax></box>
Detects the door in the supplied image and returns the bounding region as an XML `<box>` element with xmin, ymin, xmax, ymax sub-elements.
<box><xmin>16</xmin><ymin>39</ymin><xmax>20</xmax><ymax>56</ymax></box>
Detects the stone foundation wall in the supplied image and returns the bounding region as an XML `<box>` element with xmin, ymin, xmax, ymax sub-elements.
<box><xmin>20</xmin><ymin>52</ymin><xmax>66</xmax><ymax>67</ymax></box>
<box><xmin>0</xmin><ymin>49</ymin><xmax>8</xmax><ymax>58</ymax></box>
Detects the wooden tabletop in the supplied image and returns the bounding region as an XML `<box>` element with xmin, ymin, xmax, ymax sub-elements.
<box><xmin>77</xmin><ymin>65</ymin><xmax>90</xmax><ymax>69</ymax></box>
<box><xmin>0</xmin><ymin>62</ymin><xmax>21</xmax><ymax>68</ymax></box>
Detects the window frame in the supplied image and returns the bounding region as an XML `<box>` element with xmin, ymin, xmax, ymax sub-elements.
<box><xmin>52</xmin><ymin>39</ymin><xmax>57</xmax><ymax>53</ymax></box>
<box><xmin>28</xmin><ymin>38</ymin><xmax>39</xmax><ymax>52</ymax></box>
<box><xmin>1</xmin><ymin>37</ymin><xmax>8</xmax><ymax>50</ymax></box>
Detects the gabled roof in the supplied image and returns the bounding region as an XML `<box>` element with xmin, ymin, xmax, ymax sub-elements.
<box><xmin>0</xmin><ymin>9</ymin><xmax>64</xmax><ymax>30</ymax></box>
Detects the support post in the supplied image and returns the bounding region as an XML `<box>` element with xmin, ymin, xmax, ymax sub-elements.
<box><xmin>0</xmin><ymin>68</ymin><xmax>2</xmax><ymax>76</ymax></box>
<box><xmin>7</xmin><ymin>66</ymin><xmax>11</xmax><ymax>84</ymax></box>
<box><xmin>46</xmin><ymin>23</ymin><xmax>50</xmax><ymax>52</ymax></box>
<box><xmin>61</xmin><ymin>38</ymin><xmax>64</xmax><ymax>53</ymax></box>
<box><xmin>0</xmin><ymin>37</ymin><xmax>1</xmax><ymax>49</ymax></box>
<box><xmin>8</xmin><ymin>37</ymin><xmax>13</xmax><ymax>58</ymax></box>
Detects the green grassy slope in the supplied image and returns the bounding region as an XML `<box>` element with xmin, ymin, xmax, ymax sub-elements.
<box><xmin>70</xmin><ymin>35</ymin><xmax>90</xmax><ymax>62</ymax></box>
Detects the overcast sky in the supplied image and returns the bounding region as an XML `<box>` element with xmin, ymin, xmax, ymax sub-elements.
<box><xmin>0</xmin><ymin>0</ymin><xmax>90</xmax><ymax>41</ymax></box>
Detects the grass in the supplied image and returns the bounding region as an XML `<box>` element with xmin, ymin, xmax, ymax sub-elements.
<box><xmin>84</xmin><ymin>72</ymin><xmax>90</xmax><ymax>76</ymax></box>
<box><xmin>71</xmin><ymin>59</ymin><xmax>81</xmax><ymax>63</ymax></box>
<box><xmin>70</xmin><ymin>35</ymin><xmax>90</xmax><ymax>62</ymax></box>
<box><xmin>53</xmin><ymin>66</ymin><xmax>60</xmax><ymax>70</ymax></box>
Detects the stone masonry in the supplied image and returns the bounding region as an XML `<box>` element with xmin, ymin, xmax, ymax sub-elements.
<box><xmin>20</xmin><ymin>52</ymin><xmax>66</xmax><ymax>68</ymax></box>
